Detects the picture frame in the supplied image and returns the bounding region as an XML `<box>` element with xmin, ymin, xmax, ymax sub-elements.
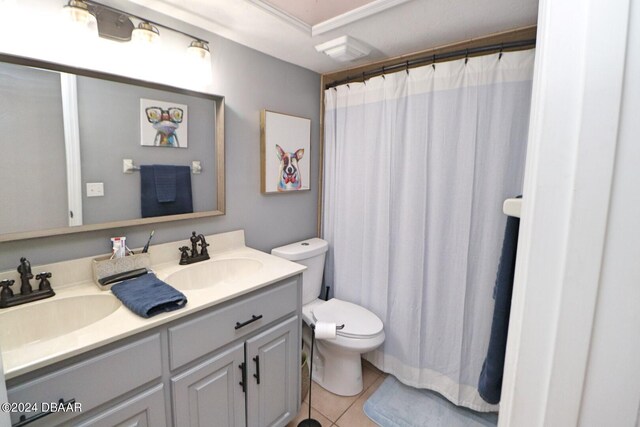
<box><xmin>140</xmin><ymin>98</ymin><xmax>189</xmax><ymax>148</ymax></box>
<box><xmin>260</xmin><ymin>110</ymin><xmax>311</xmax><ymax>194</ymax></box>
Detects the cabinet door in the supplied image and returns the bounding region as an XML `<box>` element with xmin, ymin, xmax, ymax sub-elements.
<box><xmin>75</xmin><ymin>384</ymin><xmax>166</xmax><ymax>427</ymax></box>
<box><xmin>246</xmin><ymin>316</ymin><xmax>299</xmax><ymax>427</ymax></box>
<box><xmin>172</xmin><ymin>343</ymin><xmax>246</xmax><ymax>427</ymax></box>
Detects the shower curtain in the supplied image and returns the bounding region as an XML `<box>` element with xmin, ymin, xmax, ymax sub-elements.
<box><xmin>322</xmin><ymin>50</ymin><xmax>535</xmax><ymax>411</ymax></box>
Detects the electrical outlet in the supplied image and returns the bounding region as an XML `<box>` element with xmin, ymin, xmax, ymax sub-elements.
<box><xmin>86</xmin><ymin>182</ymin><xmax>104</xmax><ymax>197</ymax></box>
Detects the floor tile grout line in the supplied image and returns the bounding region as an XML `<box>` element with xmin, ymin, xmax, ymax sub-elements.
<box><xmin>309</xmin><ymin>368</ymin><xmax>384</xmax><ymax>424</ymax></box>
<box><xmin>333</xmin><ymin>371</ymin><xmax>382</xmax><ymax>424</ymax></box>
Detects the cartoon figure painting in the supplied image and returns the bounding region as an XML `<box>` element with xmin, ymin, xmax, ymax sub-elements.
<box><xmin>261</xmin><ymin>110</ymin><xmax>311</xmax><ymax>193</ymax></box>
<box><xmin>276</xmin><ymin>144</ymin><xmax>304</xmax><ymax>191</ymax></box>
<box><xmin>140</xmin><ymin>99</ymin><xmax>188</xmax><ymax>148</ymax></box>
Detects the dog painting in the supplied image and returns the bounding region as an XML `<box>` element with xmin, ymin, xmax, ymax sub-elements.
<box><xmin>261</xmin><ymin>110</ymin><xmax>311</xmax><ymax>193</ymax></box>
<box><xmin>276</xmin><ymin>144</ymin><xmax>304</xmax><ymax>191</ymax></box>
<box><xmin>140</xmin><ymin>99</ymin><xmax>188</xmax><ymax>148</ymax></box>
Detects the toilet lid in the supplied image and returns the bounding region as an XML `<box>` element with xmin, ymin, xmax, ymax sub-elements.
<box><xmin>312</xmin><ymin>298</ymin><xmax>383</xmax><ymax>339</ymax></box>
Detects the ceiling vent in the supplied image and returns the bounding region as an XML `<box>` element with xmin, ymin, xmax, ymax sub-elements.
<box><xmin>315</xmin><ymin>36</ymin><xmax>371</xmax><ymax>62</ymax></box>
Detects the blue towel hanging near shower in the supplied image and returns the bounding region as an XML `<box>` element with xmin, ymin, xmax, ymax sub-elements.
<box><xmin>478</xmin><ymin>209</ymin><xmax>520</xmax><ymax>404</ymax></box>
<box><xmin>140</xmin><ymin>165</ymin><xmax>193</xmax><ymax>218</ymax></box>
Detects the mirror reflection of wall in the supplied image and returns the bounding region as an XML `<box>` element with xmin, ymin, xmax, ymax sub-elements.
<box><xmin>76</xmin><ymin>74</ymin><xmax>217</xmax><ymax>224</ymax></box>
<box><xmin>0</xmin><ymin>62</ymin><xmax>68</xmax><ymax>235</ymax></box>
<box><xmin>0</xmin><ymin>59</ymin><xmax>220</xmax><ymax>239</ymax></box>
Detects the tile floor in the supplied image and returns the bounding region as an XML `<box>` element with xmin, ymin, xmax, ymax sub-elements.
<box><xmin>287</xmin><ymin>360</ymin><xmax>387</xmax><ymax>427</ymax></box>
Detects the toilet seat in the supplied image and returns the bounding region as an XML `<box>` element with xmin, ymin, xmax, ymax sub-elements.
<box><xmin>312</xmin><ymin>298</ymin><xmax>383</xmax><ymax>339</ymax></box>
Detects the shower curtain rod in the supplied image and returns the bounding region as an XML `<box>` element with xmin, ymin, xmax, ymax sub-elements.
<box><xmin>325</xmin><ymin>39</ymin><xmax>536</xmax><ymax>89</ymax></box>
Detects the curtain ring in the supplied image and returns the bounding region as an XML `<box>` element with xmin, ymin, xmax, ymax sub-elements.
<box><xmin>499</xmin><ymin>43</ymin><xmax>504</xmax><ymax>60</ymax></box>
<box><xmin>381</xmin><ymin>65</ymin><xmax>386</xmax><ymax>80</ymax></box>
<box><xmin>432</xmin><ymin>54</ymin><xmax>436</xmax><ymax>70</ymax></box>
<box><xmin>346</xmin><ymin>83</ymin><xmax>350</xmax><ymax>90</ymax></box>
<box><xmin>362</xmin><ymin>72</ymin><xmax>366</xmax><ymax>85</ymax></box>
<box><xmin>406</xmin><ymin>61</ymin><xmax>410</xmax><ymax>74</ymax></box>
<box><xmin>465</xmin><ymin>49</ymin><xmax>469</xmax><ymax>65</ymax></box>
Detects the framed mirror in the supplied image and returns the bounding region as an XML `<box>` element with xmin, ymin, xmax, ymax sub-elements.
<box><xmin>0</xmin><ymin>54</ymin><xmax>224</xmax><ymax>242</ymax></box>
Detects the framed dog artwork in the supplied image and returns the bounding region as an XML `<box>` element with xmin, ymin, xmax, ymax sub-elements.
<box><xmin>260</xmin><ymin>110</ymin><xmax>311</xmax><ymax>194</ymax></box>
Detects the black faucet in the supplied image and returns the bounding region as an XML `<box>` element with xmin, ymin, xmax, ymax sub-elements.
<box><xmin>179</xmin><ymin>232</ymin><xmax>211</xmax><ymax>265</ymax></box>
<box><xmin>17</xmin><ymin>257</ymin><xmax>33</xmax><ymax>295</ymax></box>
<box><xmin>0</xmin><ymin>257</ymin><xmax>55</xmax><ymax>308</ymax></box>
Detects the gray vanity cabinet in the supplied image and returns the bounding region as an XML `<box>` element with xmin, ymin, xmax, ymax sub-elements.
<box><xmin>246</xmin><ymin>316</ymin><xmax>298</xmax><ymax>427</ymax></box>
<box><xmin>5</xmin><ymin>275</ymin><xmax>301</xmax><ymax>427</ymax></box>
<box><xmin>171</xmin><ymin>315</ymin><xmax>299</xmax><ymax>427</ymax></box>
<box><xmin>171</xmin><ymin>343</ymin><xmax>246</xmax><ymax>426</ymax></box>
<box><xmin>6</xmin><ymin>334</ymin><xmax>164</xmax><ymax>427</ymax></box>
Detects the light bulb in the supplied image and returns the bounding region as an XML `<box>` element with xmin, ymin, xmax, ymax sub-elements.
<box><xmin>187</xmin><ymin>40</ymin><xmax>210</xmax><ymax>62</ymax></box>
<box><xmin>131</xmin><ymin>22</ymin><xmax>160</xmax><ymax>44</ymax></box>
<box><xmin>63</xmin><ymin>0</ymin><xmax>96</xmax><ymax>29</ymax></box>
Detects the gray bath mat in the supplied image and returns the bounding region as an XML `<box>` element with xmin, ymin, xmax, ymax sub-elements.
<box><xmin>363</xmin><ymin>376</ymin><xmax>498</xmax><ymax>427</ymax></box>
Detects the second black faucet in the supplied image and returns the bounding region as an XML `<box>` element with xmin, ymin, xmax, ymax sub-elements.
<box><xmin>179</xmin><ymin>232</ymin><xmax>210</xmax><ymax>265</ymax></box>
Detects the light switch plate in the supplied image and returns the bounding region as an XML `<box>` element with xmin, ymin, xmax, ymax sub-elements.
<box><xmin>87</xmin><ymin>182</ymin><xmax>104</xmax><ymax>197</ymax></box>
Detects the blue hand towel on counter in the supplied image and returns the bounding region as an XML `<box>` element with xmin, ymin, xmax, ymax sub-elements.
<box><xmin>478</xmin><ymin>213</ymin><xmax>520</xmax><ymax>404</ymax></box>
<box><xmin>111</xmin><ymin>272</ymin><xmax>187</xmax><ymax>318</ymax></box>
<box><xmin>140</xmin><ymin>165</ymin><xmax>193</xmax><ymax>218</ymax></box>
<box><xmin>153</xmin><ymin>164</ymin><xmax>177</xmax><ymax>203</ymax></box>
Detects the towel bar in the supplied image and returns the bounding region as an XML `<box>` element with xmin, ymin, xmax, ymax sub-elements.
<box><xmin>123</xmin><ymin>159</ymin><xmax>202</xmax><ymax>174</ymax></box>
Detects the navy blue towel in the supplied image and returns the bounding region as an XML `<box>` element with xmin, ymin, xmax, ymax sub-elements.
<box><xmin>140</xmin><ymin>165</ymin><xmax>193</xmax><ymax>218</ymax></box>
<box><xmin>153</xmin><ymin>165</ymin><xmax>177</xmax><ymax>203</ymax></box>
<box><xmin>111</xmin><ymin>272</ymin><xmax>187</xmax><ymax>318</ymax></box>
<box><xmin>478</xmin><ymin>214</ymin><xmax>520</xmax><ymax>404</ymax></box>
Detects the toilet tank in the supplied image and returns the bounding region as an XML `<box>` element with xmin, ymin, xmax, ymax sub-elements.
<box><xmin>271</xmin><ymin>238</ymin><xmax>329</xmax><ymax>305</ymax></box>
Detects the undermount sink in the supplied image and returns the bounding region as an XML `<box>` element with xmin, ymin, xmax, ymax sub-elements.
<box><xmin>165</xmin><ymin>258</ymin><xmax>263</xmax><ymax>290</ymax></box>
<box><xmin>0</xmin><ymin>294</ymin><xmax>122</xmax><ymax>351</ymax></box>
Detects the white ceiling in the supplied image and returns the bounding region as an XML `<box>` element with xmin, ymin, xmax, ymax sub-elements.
<box><xmin>127</xmin><ymin>0</ymin><xmax>539</xmax><ymax>74</ymax></box>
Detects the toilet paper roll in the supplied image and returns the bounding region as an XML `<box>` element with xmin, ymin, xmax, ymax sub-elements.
<box><xmin>314</xmin><ymin>321</ymin><xmax>338</xmax><ymax>339</ymax></box>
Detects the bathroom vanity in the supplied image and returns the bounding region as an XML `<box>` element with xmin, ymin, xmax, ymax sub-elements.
<box><xmin>0</xmin><ymin>230</ymin><xmax>304</xmax><ymax>427</ymax></box>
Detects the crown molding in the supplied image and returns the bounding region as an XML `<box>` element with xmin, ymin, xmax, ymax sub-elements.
<box><xmin>311</xmin><ymin>0</ymin><xmax>414</xmax><ymax>36</ymax></box>
<box><xmin>244</xmin><ymin>0</ymin><xmax>413</xmax><ymax>37</ymax></box>
<box><xmin>244</xmin><ymin>0</ymin><xmax>312</xmax><ymax>34</ymax></box>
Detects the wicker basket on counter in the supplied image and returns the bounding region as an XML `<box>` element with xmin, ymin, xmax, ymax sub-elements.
<box><xmin>92</xmin><ymin>253</ymin><xmax>151</xmax><ymax>288</ymax></box>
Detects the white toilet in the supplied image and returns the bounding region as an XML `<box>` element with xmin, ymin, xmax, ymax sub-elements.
<box><xmin>272</xmin><ymin>238</ymin><xmax>385</xmax><ymax>396</ymax></box>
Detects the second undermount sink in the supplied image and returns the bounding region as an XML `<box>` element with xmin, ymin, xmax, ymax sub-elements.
<box><xmin>164</xmin><ymin>258</ymin><xmax>263</xmax><ymax>290</ymax></box>
<box><xmin>0</xmin><ymin>294</ymin><xmax>122</xmax><ymax>352</ymax></box>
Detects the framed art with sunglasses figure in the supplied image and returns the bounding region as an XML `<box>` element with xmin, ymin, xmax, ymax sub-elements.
<box><xmin>140</xmin><ymin>98</ymin><xmax>189</xmax><ymax>148</ymax></box>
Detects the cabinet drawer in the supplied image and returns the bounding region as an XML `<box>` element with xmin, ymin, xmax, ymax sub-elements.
<box><xmin>7</xmin><ymin>334</ymin><xmax>162</xmax><ymax>426</ymax></box>
<box><xmin>168</xmin><ymin>277</ymin><xmax>299</xmax><ymax>370</ymax></box>
<box><xmin>75</xmin><ymin>384</ymin><xmax>166</xmax><ymax>427</ymax></box>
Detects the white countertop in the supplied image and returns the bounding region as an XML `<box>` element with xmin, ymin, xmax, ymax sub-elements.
<box><xmin>0</xmin><ymin>231</ymin><xmax>306</xmax><ymax>380</ymax></box>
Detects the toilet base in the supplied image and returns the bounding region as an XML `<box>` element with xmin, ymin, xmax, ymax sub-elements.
<box><xmin>301</xmin><ymin>320</ymin><xmax>384</xmax><ymax>397</ymax></box>
<box><xmin>312</xmin><ymin>340</ymin><xmax>364</xmax><ymax>396</ymax></box>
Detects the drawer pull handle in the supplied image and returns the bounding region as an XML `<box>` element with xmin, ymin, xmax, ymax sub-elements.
<box><xmin>253</xmin><ymin>355</ymin><xmax>260</xmax><ymax>384</ymax></box>
<box><xmin>239</xmin><ymin>362</ymin><xmax>247</xmax><ymax>393</ymax></box>
<box><xmin>235</xmin><ymin>314</ymin><xmax>263</xmax><ymax>330</ymax></box>
<box><xmin>13</xmin><ymin>398</ymin><xmax>76</xmax><ymax>427</ymax></box>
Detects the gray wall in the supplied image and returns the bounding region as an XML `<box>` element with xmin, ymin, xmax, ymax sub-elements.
<box><xmin>0</xmin><ymin>31</ymin><xmax>320</xmax><ymax>270</ymax></box>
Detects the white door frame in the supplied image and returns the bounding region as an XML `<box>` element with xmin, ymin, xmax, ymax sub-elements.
<box><xmin>499</xmin><ymin>0</ymin><xmax>634</xmax><ymax>425</ymax></box>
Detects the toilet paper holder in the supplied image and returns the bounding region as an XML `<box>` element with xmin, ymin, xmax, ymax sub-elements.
<box><xmin>299</xmin><ymin>323</ymin><xmax>346</xmax><ymax>427</ymax></box>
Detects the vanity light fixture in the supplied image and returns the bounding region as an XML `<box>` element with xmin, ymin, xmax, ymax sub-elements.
<box><xmin>62</xmin><ymin>0</ymin><xmax>211</xmax><ymax>68</ymax></box>
<box><xmin>131</xmin><ymin>21</ymin><xmax>160</xmax><ymax>44</ymax></box>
